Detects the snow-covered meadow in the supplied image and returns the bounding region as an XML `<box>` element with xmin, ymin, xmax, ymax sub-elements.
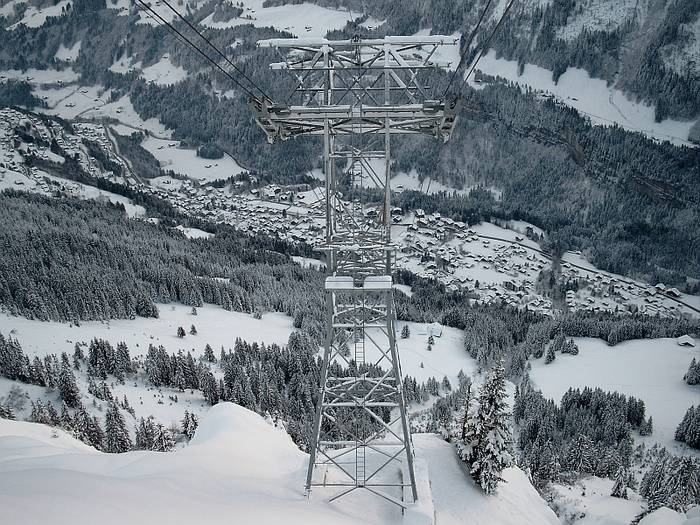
<box><xmin>469</xmin><ymin>50</ymin><xmax>698</xmax><ymax>147</ymax></box>
<box><xmin>200</xmin><ymin>0</ymin><xmax>360</xmax><ymax>38</ymax></box>
<box><xmin>530</xmin><ymin>337</ymin><xmax>700</xmax><ymax>452</ymax></box>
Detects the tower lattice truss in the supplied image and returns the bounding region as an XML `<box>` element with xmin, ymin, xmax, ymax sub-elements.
<box><xmin>253</xmin><ymin>36</ymin><xmax>459</xmax><ymax>508</ymax></box>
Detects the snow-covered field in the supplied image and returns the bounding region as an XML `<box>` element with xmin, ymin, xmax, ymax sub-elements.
<box><xmin>392</xmin><ymin>321</ymin><xmax>475</xmax><ymax>384</ymax></box>
<box><xmin>141</xmin><ymin>136</ymin><xmax>245</xmax><ymax>181</ymax></box>
<box><xmin>8</xmin><ymin>0</ymin><xmax>70</xmax><ymax>28</ymax></box>
<box><xmin>469</xmin><ymin>50</ymin><xmax>698</xmax><ymax>147</ymax></box>
<box><xmin>200</xmin><ymin>0</ymin><xmax>359</xmax><ymax>38</ymax></box>
<box><xmin>0</xmin><ymin>67</ymin><xmax>78</xmax><ymax>84</ymax></box>
<box><xmin>530</xmin><ymin>336</ymin><xmax>700</xmax><ymax>452</ymax></box>
<box><xmin>391</xmin><ymin>170</ymin><xmax>469</xmax><ymax>195</ymax></box>
<box><xmin>175</xmin><ymin>225</ymin><xmax>213</xmax><ymax>239</ymax></box>
<box><xmin>0</xmin><ymin>303</ymin><xmax>294</xmax><ymax>362</ymax></box>
<box><xmin>0</xmin><ymin>304</ymin><xmax>294</xmax><ymax>425</ymax></box>
<box><xmin>55</xmin><ymin>41</ymin><xmax>81</xmax><ymax>62</ymax></box>
<box><xmin>141</xmin><ymin>57</ymin><xmax>188</xmax><ymax>86</ymax></box>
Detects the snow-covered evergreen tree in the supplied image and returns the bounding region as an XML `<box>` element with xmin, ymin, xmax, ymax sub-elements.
<box><xmin>544</xmin><ymin>344</ymin><xmax>556</xmax><ymax>364</ymax></box>
<box><xmin>203</xmin><ymin>344</ymin><xmax>216</xmax><ymax>363</ymax></box>
<box><xmin>151</xmin><ymin>424</ymin><xmax>175</xmax><ymax>452</ymax></box>
<box><xmin>0</xmin><ymin>401</ymin><xmax>15</xmax><ymax>420</ymax></box>
<box><xmin>610</xmin><ymin>468</ymin><xmax>628</xmax><ymax>499</ymax></box>
<box><xmin>104</xmin><ymin>403</ymin><xmax>132</xmax><ymax>453</ymax></box>
<box><xmin>135</xmin><ymin>417</ymin><xmax>156</xmax><ymax>450</ymax></box>
<box><xmin>457</xmin><ymin>363</ymin><xmax>513</xmax><ymax>494</ymax></box>
<box><xmin>401</xmin><ymin>325</ymin><xmax>410</xmax><ymax>339</ymax></box>
<box><xmin>181</xmin><ymin>410</ymin><xmax>198</xmax><ymax>440</ymax></box>
<box><xmin>684</xmin><ymin>358</ymin><xmax>700</xmax><ymax>385</ymax></box>
<box><xmin>58</xmin><ymin>357</ymin><xmax>81</xmax><ymax>408</ymax></box>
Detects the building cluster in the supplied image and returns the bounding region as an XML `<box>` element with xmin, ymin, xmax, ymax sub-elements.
<box><xmin>0</xmin><ymin>107</ymin><xmax>693</xmax><ymax>319</ymax></box>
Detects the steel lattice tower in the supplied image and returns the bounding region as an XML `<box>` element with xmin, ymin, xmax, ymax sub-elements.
<box><xmin>253</xmin><ymin>36</ymin><xmax>459</xmax><ymax>508</ymax></box>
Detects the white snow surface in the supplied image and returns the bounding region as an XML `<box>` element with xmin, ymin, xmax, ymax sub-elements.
<box><xmin>530</xmin><ymin>337</ymin><xmax>700</xmax><ymax>452</ymax></box>
<box><xmin>0</xmin><ymin>403</ymin><xmax>562</xmax><ymax>525</ymax></box>
<box><xmin>54</xmin><ymin>40</ymin><xmax>81</xmax><ymax>62</ymax></box>
<box><xmin>141</xmin><ymin>136</ymin><xmax>245</xmax><ymax>181</ymax></box>
<box><xmin>0</xmin><ymin>303</ymin><xmax>294</xmax><ymax>362</ymax></box>
<box><xmin>141</xmin><ymin>57</ymin><xmax>188</xmax><ymax>86</ymax></box>
<box><xmin>8</xmin><ymin>0</ymin><xmax>70</xmax><ymax>28</ymax></box>
<box><xmin>175</xmin><ymin>225</ymin><xmax>214</xmax><ymax>239</ymax></box>
<box><xmin>0</xmin><ymin>67</ymin><xmax>78</xmax><ymax>84</ymax></box>
<box><xmin>469</xmin><ymin>50</ymin><xmax>697</xmax><ymax>147</ymax></box>
<box><xmin>414</xmin><ymin>434</ymin><xmax>560</xmax><ymax>525</ymax></box>
<box><xmin>0</xmin><ymin>0</ymin><xmax>27</xmax><ymax>18</ymax></box>
<box><xmin>200</xmin><ymin>0</ymin><xmax>359</xmax><ymax>38</ymax></box>
<box><xmin>391</xmin><ymin>169</ymin><xmax>469</xmax><ymax>195</ymax></box>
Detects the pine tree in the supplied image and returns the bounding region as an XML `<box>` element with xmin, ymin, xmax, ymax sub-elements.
<box><xmin>181</xmin><ymin>410</ymin><xmax>198</xmax><ymax>439</ymax></box>
<box><xmin>639</xmin><ymin>416</ymin><xmax>653</xmax><ymax>436</ymax></box>
<box><xmin>58</xmin><ymin>358</ymin><xmax>81</xmax><ymax>408</ymax></box>
<box><xmin>457</xmin><ymin>363</ymin><xmax>513</xmax><ymax>494</ymax></box>
<box><xmin>0</xmin><ymin>401</ymin><xmax>15</xmax><ymax>420</ymax></box>
<box><xmin>665</xmin><ymin>456</ymin><xmax>700</xmax><ymax>512</ymax></box>
<box><xmin>401</xmin><ymin>325</ymin><xmax>410</xmax><ymax>339</ymax></box>
<box><xmin>544</xmin><ymin>344</ymin><xmax>556</xmax><ymax>364</ymax></box>
<box><xmin>611</xmin><ymin>468</ymin><xmax>628</xmax><ymax>499</ymax></box>
<box><xmin>46</xmin><ymin>402</ymin><xmax>60</xmax><ymax>426</ymax></box>
<box><xmin>201</xmin><ymin>370</ymin><xmax>219</xmax><ymax>405</ymax></box>
<box><xmin>441</xmin><ymin>375</ymin><xmax>452</xmax><ymax>392</ymax></box>
<box><xmin>104</xmin><ymin>403</ymin><xmax>132</xmax><ymax>453</ymax></box>
<box><xmin>59</xmin><ymin>402</ymin><xmax>73</xmax><ymax>430</ymax></box>
<box><xmin>151</xmin><ymin>424</ymin><xmax>175</xmax><ymax>452</ymax></box>
<box><xmin>203</xmin><ymin>344</ymin><xmax>216</xmax><ymax>363</ymax></box>
<box><xmin>177</xmin><ymin>326</ymin><xmax>186</xmax><ymax>338</ymax></box>
<box><xmin>683</xmin><ymin>358</ymin><xmax>699</xmax><ymax>385</ymax></box>
<box><xmin>675</xmin><ymin>406</ymin><xmax>695</xmax><ymax>443</ymax></box>
<box><xmin>190</xmin><ymin>324</ymin><xmax>197</xmax><ymax>335</ymax></box>
<box><xmin>135</xmin><ymin>417</ymin><xmax>156</xmax><ymax>450</ymax></box>
<box><xmin>640</xmin><ymin>454</ymin><xmax>669</xmax><ymax>511</ymax></box>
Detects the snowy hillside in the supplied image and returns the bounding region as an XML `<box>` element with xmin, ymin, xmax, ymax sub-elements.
<box><xmin>530</xmin><ymin>337</ymin><xmax>700</xmax><ymax>452</ymax></box>
<box><xmin>0</xmin><ymin>402</ymin><xmax>563</xmax><ymax>525</ymax></box>
<box><xmin>469</xmin><ymin>50</ymin><xmax>697</xmax><ymax>147</ymax></box>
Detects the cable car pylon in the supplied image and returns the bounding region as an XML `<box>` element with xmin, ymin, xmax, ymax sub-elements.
<box><xmin>253</xmin><ymin>35</ymin><xmax>459</xmax><ymax>508</ymax></box>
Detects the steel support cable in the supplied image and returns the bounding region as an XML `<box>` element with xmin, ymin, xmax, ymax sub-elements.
<box><xmin>134</xmin><ymin>0</ymin><xmax>262</xmax><ymax>102</ymax></box>
<box><xmin>460</xmin><ymin>0</ymin><xmax>518</xmax><ymax>91</ymax></box>
<box><xmin>442</xmin><ymin>0</ymin><xmax>494</xmax><ymax>97</ymax></box>
<box><xmin>158</xmin><ymin>0</ymin><xmax>272</xmax><ymax>102</ymax></box>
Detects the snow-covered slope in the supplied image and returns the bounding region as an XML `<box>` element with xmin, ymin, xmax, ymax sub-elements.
<box><xmin>469</xmin><ymin>50</ymin><xmax>697</xmax><ymax>147</ymax></box>
<box><xmin>529</xmin><ymin>336</ymin><xmax>700</xmax><ymax>452</ymax></box>
<box><xmin>0</xmin><ymin>402</ymin><xmax>564</xmax><ymax>525</ymax></box>
<box><xmin>200</xmin><ymin>0</ymin><xmax>359</xmax><ymax>38</ymax></box>
<box><xmin>0</xmin><ymin>403</ymin><xmax>364</xmax><ymax>525</ymax></box>
<box><xmin>414</xmin><ymin>434</ymin><xmax>560</xmax><ymax>525</ymax></box>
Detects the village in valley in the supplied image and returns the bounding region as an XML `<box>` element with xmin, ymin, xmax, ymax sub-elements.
<box><xmin>1</xmin><ymin>105</ymin><xmax>697</xmax><ymax>321</ymax></box>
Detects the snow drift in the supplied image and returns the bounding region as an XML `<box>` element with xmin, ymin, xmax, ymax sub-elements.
<box><xmin>1</xmin><ymin>403</ymin><xmax>562</xmax><ymax>525</ymax></box>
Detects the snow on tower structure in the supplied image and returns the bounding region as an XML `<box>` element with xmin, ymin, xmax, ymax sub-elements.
<box><xmin>253</xmin><ymin>35</ymin><xmax>459</xmax><ymax>508</ymax></box>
